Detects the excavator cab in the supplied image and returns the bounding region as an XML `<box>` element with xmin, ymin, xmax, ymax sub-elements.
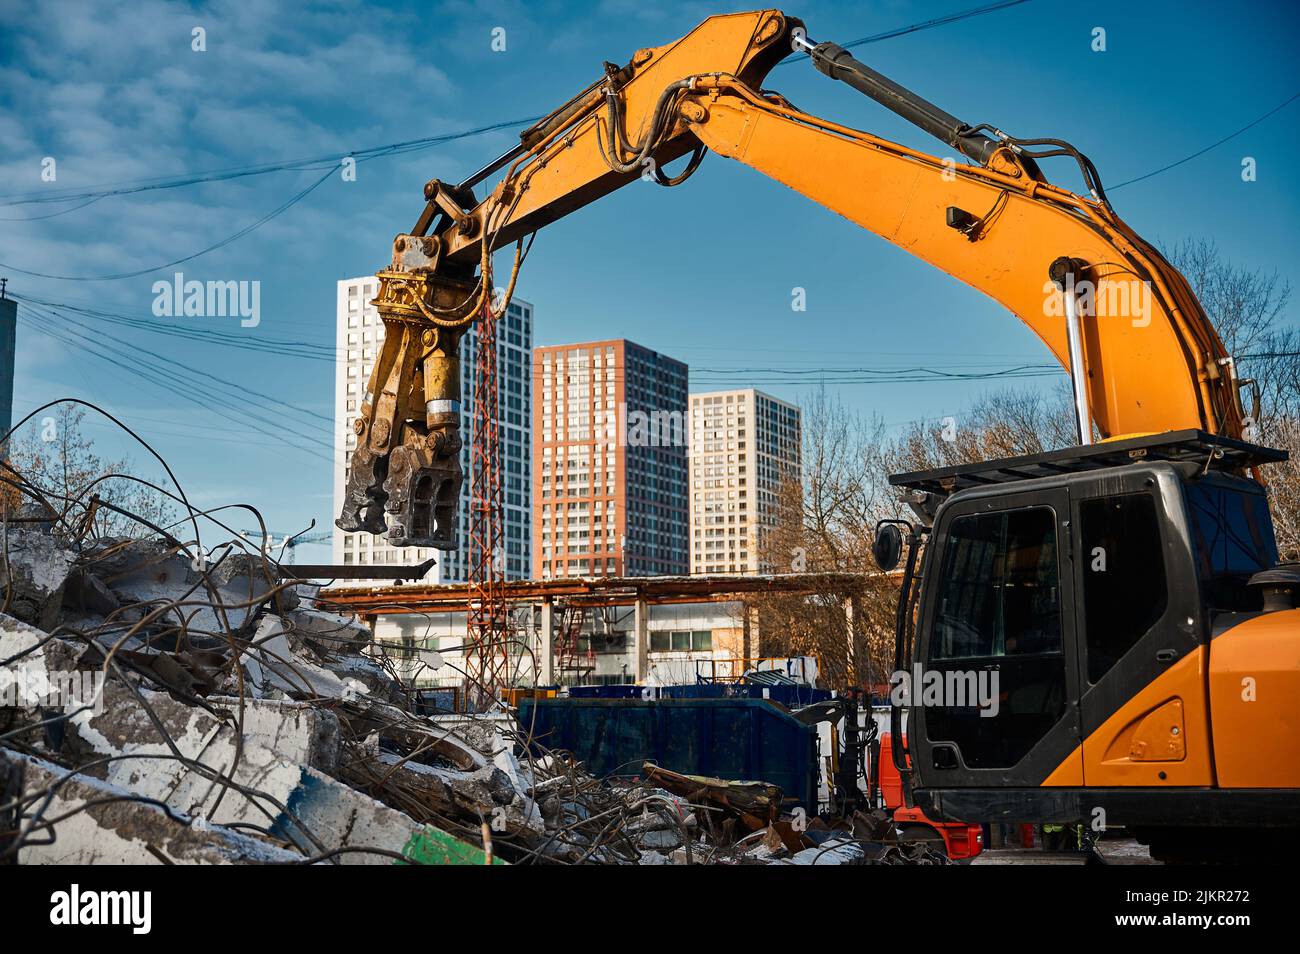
<box><xmin>881</xmin><ymin>431</ymin><xmax>1297</xmax><ymax>860</ymax></box>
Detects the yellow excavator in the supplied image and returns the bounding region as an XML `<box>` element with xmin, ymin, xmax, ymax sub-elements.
<box><xmin>335</xmin><ymin>10</ymin><xmax>1299</xmax><ymax>861</ymax></box>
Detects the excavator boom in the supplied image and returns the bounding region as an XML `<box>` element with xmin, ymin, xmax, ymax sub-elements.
<box><xmin>336</xmin><ymin>9</ymin><xmax>1248</xmax><ymax>549</ymax></box>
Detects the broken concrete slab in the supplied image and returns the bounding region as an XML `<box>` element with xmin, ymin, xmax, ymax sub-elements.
<box><xmin>489</xmin><ymin>729</ymin><xmax>544</xmax><ymax>833</ymax></box>
<box><xmin>101</xmin><ymin>547</ymin><xmax>235</xmax><ymax>636</ymax></box>
<box><xmin>0</xmin><ymin>530</ymin><xmax>76</xmax><ymax>631</ymax></box>
<box><xmin>315</xmin><ymin>651</ymin><xmax>401</xmax><ymax>703</ymax></box>
<box><xmin>241</xmin><ymin>614</ymin><xmax>361</xmax><ymax>700</ymax></box>
<box><xmin>1</xmin><ymin>614</ymin><xmax>104</xmax><ymax>722</ymax></box>
<box><xmin>47</xmin><ymin>679</ymin><xmax>420</xmax><ymax>863</ymax></box>
<box><xmin>91</xmin><ymin>540</ymin><xmax>279</xmax><ymax>639</ymax></box>
<box><xmin>345</xmin><ymin>748</ymin><xmax>542</xmax><ymax>839</ymax></box>
<box><xmin>62</xmin><ymin>566</ymin><xmax>120</xmax><ymax>616</ymax></box>
<box><xmin>79</xmin><ymin>537</ymin><xmax>173</xmax><ymax>580</ymax></box>
<box><xmin>779</xmin><ymin>839</ymin><xmax>865</xmax><ymax>865</ymax></box>
<box><xmin>60</xmin><ymin>684</ymin><xmax>340</xmax><ymax>825</ymax></box>
<box><xmin>9</xmin><ymin>751</ymin><xmax>305</xmax><ymax>864</ymax></box>
<box><xmin>284</xmin><ymin>606</ymin><xmax>370</xmax><ymax>653</ymax></box>
<box><xmin>268</xmin><ymin>764</ymin><xmax>424</xmax><ymax>864</ymax></box>
<box><xmin>208</xmin><ymin>550</ymin><xmax>299</xmax><ymax>615</ymax></box>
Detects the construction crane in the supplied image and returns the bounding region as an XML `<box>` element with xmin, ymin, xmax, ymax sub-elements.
<box><xmin>335</xmin><ymin>10</ymin><xmax>1298</xmax><ymax>860</ymax></box>
<box><xmin>235</xmin><ymin>518</ymin><xmax>333</xmax><ymax>564</ymax></box>
<box><xmin>238</xmin><ymin>527</ymin><xmax>332</xmax><ymax>555</ymax></box>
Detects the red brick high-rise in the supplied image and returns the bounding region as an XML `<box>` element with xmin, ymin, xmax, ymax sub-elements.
<box><xmin>533</xmin><ymin>339</ymin><xmax>688</xmax><ymax>579</ymax></box>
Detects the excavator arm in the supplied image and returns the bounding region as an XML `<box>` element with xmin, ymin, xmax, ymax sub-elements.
<box><xmin>337</xmin><ymin>8</ymin><xmax>1249</xmax><ymax>549</ymax></box>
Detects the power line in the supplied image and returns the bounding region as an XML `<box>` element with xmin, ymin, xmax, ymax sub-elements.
<box><xmin>12</xmin><ymin>399</ymin><xmax>337</xmax><ymax>452</ymax></box>
<box><xmin>18</xmin><ymin>317</ymin><xmax>337</xmax><ymax>464</ymax></box>
<box><xmin>1110</xmin><ymin>91</ymin><xmax>1300</xmax><ymax>190</ymax></box>
<box><xmin>690</xmin><ymin>373</ymin><xmax>1063</xmax><ymax>386</ymax></box>
<box><xmin>0</xmin><ymin>166</ymin><xmax>337</xmax><ymax>281</ymax></box>
<box><xmin>1</xmin><ymin>4</ymin><xmax>1032</xmax><ymax>214</ymax></box>
<box><xmin>0</xmin><ymin>117</ymin><xmax>542</xmax><ymax>208</ymax></box>
<box><xmin>16</xmin><ymin>303</ymin><xmax>340</xmax><ymax>463</ymax></box>
<box><xmin>776</xmin><ymin>0</ymin><xmax>1035</xmax><ymax>66</ymax></box>
<box><xmin>0</xmin><ymin>195</ymin><xmax>104</xmax><ymax>221</ymax></box>
<box><xmin>12</xmin><ymin>293</ymin><xmax>334</xmax><ymax>361</ymax></box>
<box><xmin>27</xmin><ymin>301</ymin><xmax>333</xmax><ymax>427</ymax></box>
<box><xmin>692</xmin><ymin>363</ymin><xmax>1058</xmax><ymax>379</ymax></box>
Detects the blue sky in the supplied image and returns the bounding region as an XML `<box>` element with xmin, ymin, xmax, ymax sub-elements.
<box><xmin>1</xmin><ymin>0</ymin><xmax>1296</xmax><ymax>562</ymax></box>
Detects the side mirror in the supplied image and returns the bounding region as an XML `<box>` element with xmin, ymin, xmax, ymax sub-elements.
<box><xmin>872</xmin><ymin>522</ymin><xmax>904</xmax><ymax>572</ymax></box>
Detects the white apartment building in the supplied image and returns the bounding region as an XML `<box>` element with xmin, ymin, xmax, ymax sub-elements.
<box><xmin>689</xmin><ymin>388</ymin><xmax>801</xmax><ymax>574</ymax></box>
<box><xmin>333</xmin><ymin>276</ymin><xmax>533</xmax><ymax>583</ymax></box>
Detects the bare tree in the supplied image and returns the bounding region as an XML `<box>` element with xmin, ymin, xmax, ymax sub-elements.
<box><xmin>888</xmin><ymin>383</ymin><xmax>1076</xmax><ymax>475</ymax></box>
<box><xmin>749</xmin><ymin>390</ymin><xmax>900</xmax><ymax>690</ymax></box>
<box><xmin>1171</xmin><ymin>238</ymin><xmax>1291</xmax><ymax>360</ymax></box>
<box><xmin>1171</xmin><ymin>239</ymin><xmax>1299</xmax><ymax>554</ymax></box>
<box><xmin>3</xmin><ymin>403</ymin><xmax>175</xmax><ymax>538</ymax></box>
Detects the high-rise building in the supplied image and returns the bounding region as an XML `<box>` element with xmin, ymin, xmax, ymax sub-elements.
<box><xmin>533</xmin><ymin>339</ymin><xmax>688</xmax><ymax>579</ymax></box>
<box><xmin>0</xmin><ymin>287</ymin><xmax>14</xmax><ymax>437</ymax></box>
<box><xmin>333</xmin><ymin>277</ymin><xmax>533</xmax><ymax>582</ymax></box>
<box><xmin>689</xmin><ymin>388</ymin><xmax>801</xmax><ymax>574</ymax></box>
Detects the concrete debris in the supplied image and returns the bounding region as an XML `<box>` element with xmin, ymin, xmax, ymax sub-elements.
<box><xmin>1</xmin><ymin>524</ymin><xmax>754</xmax><ymax>865</ymax></box>
<box><xmin>208</xmin><ymin>551</ymin><xmax>300</xmax><ymax>614</ymax></box>
<box><xmin>86</xmin><ymin>539</ymin><xmax>294</xmax><ymax>641</ymax></box>
<box><xmin>241</xmin><ymin>614</ymin><xmax>357</xmax><ymax>700</ymax></box>
<box><xmin>0</xmin><ymin>521</ymin><xmax>947</xmax><ymax>867</ymax></box>
<box><xmin>6</xmin><ymin>751</ymin><xmax>304</xmax><ymax>864</ymax></box>
<box><xmin>0</xmin><ymin>524</ymin><xmax>539</xmax><ymax>866</ymax></box>
<box><xmin>283</xmin><ymin>606</ymin><xmax>370</xmax><ymax>653</ymax></box>
<box><xmin>0</xmin><ymin>530</ymin><xmax>75</xmax><ymax>631</ymax></box>
<box><xmin>779</xmin><ymin>839</ymin><xmax>866</xmax><ymax>865</ymax></box>
<box><xmin>62</xmin><ymin>566</ymin><xmax>120</xmax><ymax>617</ymax></box>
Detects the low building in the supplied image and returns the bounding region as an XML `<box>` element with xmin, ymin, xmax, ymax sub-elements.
<box><xmin>322</xmin><ymin>572</ymin><xmax>867</xmax><ymax>690</ymax></box>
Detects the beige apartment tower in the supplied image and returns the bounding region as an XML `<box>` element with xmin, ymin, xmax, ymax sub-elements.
<box><xmin>690</xmin><ymin>389</ymin><xmax>801</xmax><ymax>574</ymax></box>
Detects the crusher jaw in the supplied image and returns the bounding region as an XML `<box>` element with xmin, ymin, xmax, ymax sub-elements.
<box><xmin>335</xmin><ymin>233</ymin><xmax>477</xmax><ymax>550</ymax></box>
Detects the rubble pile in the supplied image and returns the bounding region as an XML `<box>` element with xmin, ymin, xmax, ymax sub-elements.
<box><xmin>0</xmin><ymin>525</ymin><xmax>683</xmax><ymax>864</ymax></box>
<box><xmin>0</xmin><ymin>523</ymin><xmax>944</xmax><ymax>865</ymax></box>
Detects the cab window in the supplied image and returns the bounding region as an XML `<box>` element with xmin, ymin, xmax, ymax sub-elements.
<box><xmin>933</xmin><ymin>507</ymin><xmax>1061</xmax><ymax>659</ymax></box>
<box><xmin>926</xmin><ymin>506</ymin><xmax>1066</xmax><ymax>768</ymax></box>
<box><xmin>1185</xmin><ymin>478</ymin><xmax>1277</xmax><ymax>612</ymax></box>
<box><xmin>1079</xmin><ymin>493</ymin><xmax>1168</xmax><ymax>683</ymax></box>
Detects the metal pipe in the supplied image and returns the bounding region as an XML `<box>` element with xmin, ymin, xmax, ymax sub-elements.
<box><xmin>1051</xmin><ymin>256</ymin><xmax>1093</xmax><ymax>445</ymax></box>
<box><xmin>457</xmin><ymin>143</ymin><xmax>527</xmax><ymax>192</ymax></box>
<box><xmin>274</xmin><ymin>557</ymin><xmax>437</xmax><ymax>581</ymax></box>
<box><xmin>890</xmin><ymin>527</ymin><xmax>919</xmax><ymax>779</ymax></box>
<box><xmin>805</xmin><ymin>41</ymin><xmax>999</xmax><ymax>165</ymax></box>
<box><xmin>1064</xmin><ymin>291</ymin><xmax>1092</xmax><ymax>445</ymax></box>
